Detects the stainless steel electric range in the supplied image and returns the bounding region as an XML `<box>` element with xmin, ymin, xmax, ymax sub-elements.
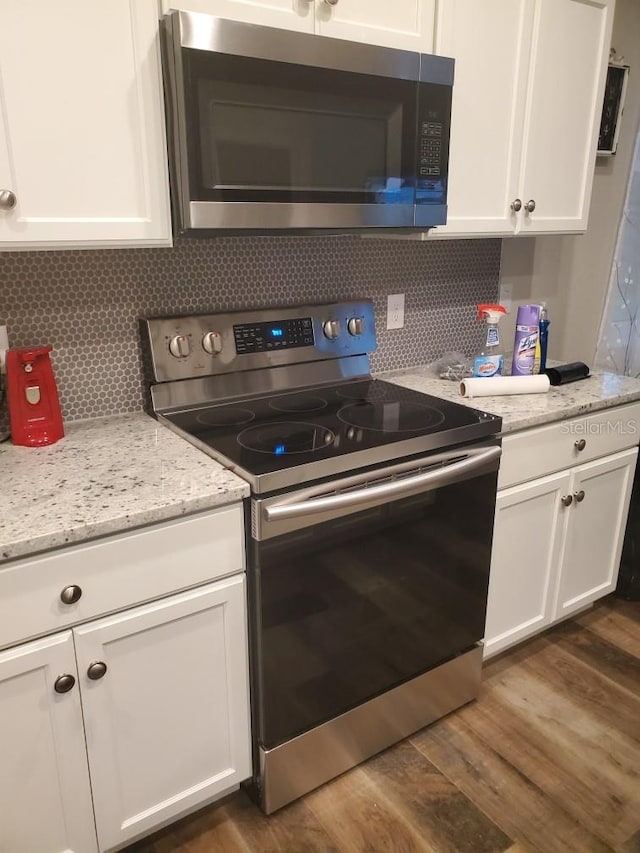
<box><xmin>141</xmin><ymin>300</ymin><xmax>502</xmax><ymax>814</ymax></box>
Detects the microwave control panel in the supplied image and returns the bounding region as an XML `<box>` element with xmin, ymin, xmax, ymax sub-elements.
<box><xmin>418</xmin><ymin>119</ymin><xmax>443</xmax><ymax>178</ymax></box>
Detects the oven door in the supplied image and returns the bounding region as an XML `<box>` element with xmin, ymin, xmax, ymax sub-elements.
<box><xmin>163</xmin><ymin>12</ymin><xmax>452</xmax><ymax>231</ymax></box>
<box><xmin>249</xmin><ymin>440</ymin><xmax>500</xmax><ymax>750</ymax></box>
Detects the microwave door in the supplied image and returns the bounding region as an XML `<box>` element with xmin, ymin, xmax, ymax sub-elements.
<box><xmin>186</xmin><ymin>59</ymin><xmax>418</xmax><ymax>229</ymax></box>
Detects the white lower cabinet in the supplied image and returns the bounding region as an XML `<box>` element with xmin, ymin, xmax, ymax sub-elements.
<box><xmin>0</xmin><ymin>632</ymin><xmax>98</xmax><ymax>853</ymax></box>
<box><xmin>556</xmin><ymin>451</ymin><xmax>637</xmax><ymax>620</ymax></box>
<box><xmin>485</xmin><ymin>441</ymin><xmax>638</xmax><ymax>658</ymax></box>
<box><xmin>0</xmin><ymin>575</ymin><xmax>251</xmax><ymax>853</ymax></box>
<box><xmin>485</xmin><ymin>470</ymin><xmax>571</xmax><ymax>656</ymax></box>
<box><xmin>78</xmin><ymin>577</ymin><xmax>251</xmax><ymax>852</ymax></box>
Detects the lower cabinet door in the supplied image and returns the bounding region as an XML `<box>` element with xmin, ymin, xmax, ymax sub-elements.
<box><xmin>0</xmin><ymin>632</ymin><xmax>97</xmax><ymax>853</ymax></box>
<box><xmin>554</xmin><ymin>448</ymin><xmax>638</xmax><ymax>620</ymax></box>
<box><xmin>74</xmin><ymin>576</ymin><xmax>252</xmax><ymax>852</ymax></box>
<box><xmin>484</xmin><ymin>470</ymin><xmax>572</xmax><ymax>657</ymax></box>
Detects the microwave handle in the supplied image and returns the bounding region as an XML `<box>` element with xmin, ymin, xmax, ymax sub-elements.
<box><xmin>264</xmin><ymin>445</ymin><xmax>501</xmax><ymax>522</ymax></box>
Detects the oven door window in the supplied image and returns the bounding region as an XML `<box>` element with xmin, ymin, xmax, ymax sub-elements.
<box><xmin>250</xmin><ymin>471</ymin><xmax>497</xmax><ymax>750</ymax></box>
<box><xmin>183</xmin><ymin>50</ymin><xmax>417</xmax><ymax>205</ymax></box>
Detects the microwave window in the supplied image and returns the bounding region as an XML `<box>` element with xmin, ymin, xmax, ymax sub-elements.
<box><xmin>198</xmin><ymin>81</ymin><xmax>401</xmax><ymax>193</ymax></box>
<box><xmin>183</xmin><ymin>51</ymin><xmax>419</xmax><ymax>205</ymax></box>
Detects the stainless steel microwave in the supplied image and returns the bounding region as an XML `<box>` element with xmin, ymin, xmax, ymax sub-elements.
<box><xmin>161</xmin><ymin>11</ymin><xmax>454</xmax><ymax>234</ymax></box>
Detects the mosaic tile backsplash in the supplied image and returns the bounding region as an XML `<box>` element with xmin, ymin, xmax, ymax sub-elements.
<box><xmin>0</xmin><ymin>236</ymin><xmax>500</xmax><ymax>424</ymax></box>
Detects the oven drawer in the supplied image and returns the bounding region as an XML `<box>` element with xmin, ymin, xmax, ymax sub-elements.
<box><xmin>498</xmin><ymin>402</ymin><xmax>640</xmax><ymax>489</ymax></box>
<box><xmin>0</xmin><ymin>504</ymin><xmax>244</xmax><ymax>651</ymax></box>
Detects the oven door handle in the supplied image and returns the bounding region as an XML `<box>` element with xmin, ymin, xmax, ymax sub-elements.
<box><xmin>264</xmin><ymin>445</ymin><xmax>501</xmax><ymax>522</ymax></box>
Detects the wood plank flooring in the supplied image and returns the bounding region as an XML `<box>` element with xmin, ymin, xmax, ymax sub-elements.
<box><xmin>128</xmin><ymin>597</ymin><xmax>640</xmax><ymax>853</ymax></box>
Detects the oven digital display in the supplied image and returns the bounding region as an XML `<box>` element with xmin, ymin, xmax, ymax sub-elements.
<box><xmin>233</xmin><ymin>318</ymin><xmax>314</xmax><ymax>354</ymax></box>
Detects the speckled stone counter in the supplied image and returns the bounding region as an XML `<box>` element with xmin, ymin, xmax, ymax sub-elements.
<box><xmin>383</xmin><ymin>365</ymin><xmax>640</xmax><ymax>432</ymax></box>
<box><xmin>0</xmin><ymin>413</ymin><xmax>249</xmax><ymax>565</ymax></box>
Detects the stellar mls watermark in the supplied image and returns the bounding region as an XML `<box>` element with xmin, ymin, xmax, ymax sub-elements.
<box><xmin>560</xmin><ymin>419</ymin><xmax>638</xmax><ymax>436</ymax></box>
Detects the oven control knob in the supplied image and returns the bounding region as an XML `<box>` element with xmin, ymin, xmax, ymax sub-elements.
<box><xmin>323</xmin><ymin>319</ymin><xmax>341</xmax><ymax>340</ymax></box>
<box><xmin>202</xmin><ymin>331</ymin><xmax>223</xmax><ymax>355</ymax></box>
<box><xmin>347</xmin><ymin>317</ymin><xmax>364</xmax><ymax>337</ymax></box>
<box><xmin>168</xmin><ymin>334</ymin><xmax>191</xmax><ymax>359</ymax></box>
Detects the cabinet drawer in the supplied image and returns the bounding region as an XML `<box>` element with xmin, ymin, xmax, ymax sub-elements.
<box><xmin>0</xmin><ymin>504</ymin><xmax>245</xmax><ymax>651</ymax></box>
<box><xmin>499</xmin><ymin>403</ymin><xmax>640</xmax><ymax>489</ymax></box>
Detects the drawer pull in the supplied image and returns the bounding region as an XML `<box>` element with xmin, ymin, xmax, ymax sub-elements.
<box><xmin>574</xmin><ymin>490</ymin><xmax>585</xmax><ymax>503</ymax></box>
<box><xmin>87</xmin><ymin>661</ymin><xmax>107</xmax><ymax>680</ymax></box>
<box><xmin>561</xmin><ymin>494</ymin><xmax>573</xmax><ymax>507</ymax></box>
<box><xmin>574</xmin><ymin>439</ymin><xmax>587</xmax><ymax>451</ymax></box>
<box><xmin>54</xmin><ymin>674</ymin><xmax>76</xmax><ymax>694</ymax></box>
<box><xmin>60</xmin><ymin>585</ymin><xmax>82</xmax><ymax>605</ymax></box>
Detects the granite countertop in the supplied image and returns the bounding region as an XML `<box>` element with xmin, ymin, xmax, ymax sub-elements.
<box><xmin>4</xmin><ymin>367</ymin><xmax>640</xmax><ymax>566</ymax></box>
<box><xmin>383</xmin><ymin>365</ymin><xmax>640</xmax><ymax>432</ymax></box>
<box><xmin>0</xmin><ymin>413</ymin><xmax>249</xmax><ymax>565</ymax></box>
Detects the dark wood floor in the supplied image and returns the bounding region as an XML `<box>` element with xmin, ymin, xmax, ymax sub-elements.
<box><xmin>129</xmin><ymin>597</ymin><xmax>640</xmax><ymax>853</ymax></box>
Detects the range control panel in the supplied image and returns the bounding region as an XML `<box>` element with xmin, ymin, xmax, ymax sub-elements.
<box><xmin>234</xmin><ymin>317</ymin><xmax>314</xmax><ymax>354</ymax></box>
<box><xmin>142</xmin><ymin>301</ymin><xmax>377</xmax><ymax>383</ymax></box>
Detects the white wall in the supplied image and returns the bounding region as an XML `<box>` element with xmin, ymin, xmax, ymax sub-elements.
<box><xmin>499</xmin><ymin>0</ymin><xmax>640</xmax><ymax>368</ymax></box>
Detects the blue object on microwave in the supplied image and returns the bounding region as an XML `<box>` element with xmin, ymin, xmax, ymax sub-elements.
<box><xmin>366</xmin><ymin>177</ymin><xmax>415</xmax><ymax>205</ymax></box>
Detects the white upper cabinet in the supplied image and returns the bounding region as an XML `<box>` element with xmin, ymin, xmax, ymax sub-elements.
<box><xmin>160</xmin><ymin>0</ymin><xmax>315</xmax><ymax>32</ymax></box>
<box><xmin>517</xmin><ymin>0</ymin><xmax>614</xmax><ymax>233</ymax></box>
<box><xmin>316</xmin><ymin>0</ymin><xmax>435</xmax><ymax>52</ymax></box>
<box><xmin>434</xmin><ymin>0</ymin><xmax>533</xmax><ymax>236</ymax></box>
<box><xmin>163</xmin><ymin>0</ymin><xmax>435</xmax><ymax>50</ymax></box>
<box><xmin>0</xmin><ymin>0</ymin><xmax>171</xmax><ymax>250</ymax></box>
<box><xmin>433</xmin><ymin>0</ymin><xmax>614</xmax><ymax>237</ymax></box>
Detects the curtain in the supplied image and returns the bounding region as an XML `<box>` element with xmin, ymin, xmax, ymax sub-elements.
<box><xmin>595</xmin><ymin>129</ymin><xmax>640</xmax><ymax>375</ymax></box>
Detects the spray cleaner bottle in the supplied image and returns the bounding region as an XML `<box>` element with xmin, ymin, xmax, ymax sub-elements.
<box><xmin>474</xmin><ymin>304</ymin><xmax>507</xmax><ymax>377</ymax></box>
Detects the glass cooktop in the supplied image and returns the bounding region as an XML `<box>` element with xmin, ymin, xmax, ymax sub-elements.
<box><xmin>162</xmin><ymin>379</ymin><xmax>501</xmax><ymax>493</ymax></box>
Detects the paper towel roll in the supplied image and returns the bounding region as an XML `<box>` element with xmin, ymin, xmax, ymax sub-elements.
<box><xmin>460</xmin><ymin>374</ymin><xmax>550</xmax><ymax>398</ymax></box>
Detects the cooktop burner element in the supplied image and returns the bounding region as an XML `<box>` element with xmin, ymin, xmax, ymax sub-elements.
<box><xmin>196</xmin><ymin>407</ymin><xmax>255</xmax><ymax>427</ymax></box>
<box><xmin>238</xmin><ymin>421</ymin><xmax>335</xmax><ymax>455</ymax></box>
<box><xmin>337</xmin><ymin>400</ymin><xmax>446</xmax><ymax>433</ymax></box>
<box><xmin>268</xmin><ymin>394</ymin><xmax>328</xmax><ymax>414</ymax></box>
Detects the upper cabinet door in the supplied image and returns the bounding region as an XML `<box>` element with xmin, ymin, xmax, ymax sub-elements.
<box><xmin>0</xmin><ymin>632</ymin><xmax>97</xmax><ymax>853</ymax></box>
<box><xmin>517</xmin><ymin>0</ymin><xmax>614</xmax><ymax>234</ymax></box>
<box><xmin>433</xmin><ymin>0</ymin><xmax>533</xmax><ymax>236</ymax></box>
<box><xmin>0</xmin><ymin>0</ymin><xmax>171</xmax><ymax>249</ymax></box>
<box><xmin>316</xmin><ymin>0</ymin><xmax>435</xmax><ymax>52</ymax></box>
<box><xmin>159</xmin><ymin>0</ymin><xmax>315</xmax><ymax>32</ymax></box>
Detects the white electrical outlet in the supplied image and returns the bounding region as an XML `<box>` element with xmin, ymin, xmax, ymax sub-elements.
<box><xmin>499</xmin><ymin>283</ymin><xmax>513</xmax><ymax>313</ymax></box>
<box><xmin>0</xmin><ymin>324</ymin><xmax>8</xmax><ymax>374</ymax></box>
<box><xmin>387</xmin><ymin>294</ymin><xmax>405</xmax><ymax>330</ymax></box>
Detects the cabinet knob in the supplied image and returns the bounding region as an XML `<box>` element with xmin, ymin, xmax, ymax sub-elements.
<box><xmin>510</xmin><ymin>198</ymin><xmax>522</xmax><ymax>212</ymax></box>
<box><xmin>324</xmin><ymin>0</ymin><xmax>339</xmax><ymax>5</ymax></box>
<box><xmin>87</xmin><ymin>661</ymin><xmax>108</xmax><ymax>680</ymax></box>
<box><xmin>524</xmin><ymin>199</ymin><xmax>536</xmax><ymax>213</ymax></box>
<box><xmin>54</xmin><ymin>674</ymin><xmax>76</xmax><ymax>694</ymax></box>
<box><xmin>574</xmin><ymin>489</ymin><xmax>585</xmax><ymax>503</ymax></box>
<box><xmin>0</xmin><ymin>190</ymin><xmax>17</xmax><ymax>210</ymax></box>
<box><xmin>574</xmin><ymin>438</ymin><xmax>587</xmax><ymax>451</ymax></box>
<box><xmin>60</xmin><ymin>585</ymin><xmax>82</xmax><ymax>605</ymax></box>
<box><xmin>561</xmin><ymin>494</ymin><xmax>573</xmax><ymax>507</ymax></box>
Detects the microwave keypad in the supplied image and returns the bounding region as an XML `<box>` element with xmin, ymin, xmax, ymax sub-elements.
<box><xmin>418</xmin><ymin>120</ymin><xmax>443</xmax><ymax>178</ymax></box>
